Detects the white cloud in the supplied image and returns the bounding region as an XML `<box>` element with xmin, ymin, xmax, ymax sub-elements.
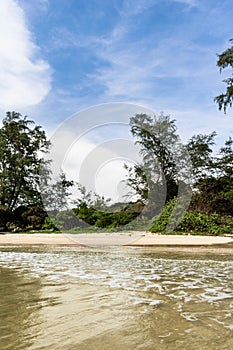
<box><xmin>172</xmin><ymin>0</ymin><xmax>197</xmax><ymax>7</ymax></box>
<box><xmin>45</xmin><ymin>1</ymin><xmax>200</xmax><ymax>107</ymax></box>
<box><xmin>56</xmin><ymin>137</ymin><xmax>137</xmax><ymax>203</ymax></box>
<box><xmin>114</xmin><ymin>0</ymin><xmax>197</xmax><ymax>17</ymax></box>
<box><xmin>115</xmin><ymin>0</ymin><xmax>157</xmax><ymax>17</ymax></box>
<box><xmin>0</xmin><ymin>0</ymin><xmax>51</xmax><ymax>110</ymax></box>
<box><xmin>45</xmin><ymin>103</ymin><xmax>149</xmax><ymax>203</ymax></box>
<box><xmin>88</xmin><ymin>35</ymin><xmax>209</xmax><ymax>106</ymax></box>
<box><xmin>83</xmin><ymin>10</ymin><xmax>224</xmax><ymax>111</ymax></box>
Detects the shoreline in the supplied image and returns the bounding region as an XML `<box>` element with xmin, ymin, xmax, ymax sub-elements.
<box><xmin>0</xmin><ymin>233</ymin><xmax>233</xmax><ymax>252</ymax></box>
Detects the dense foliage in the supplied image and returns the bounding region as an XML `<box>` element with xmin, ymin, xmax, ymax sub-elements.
<box><xmin>0</xmin><ymin>112</ymin><xmax>51</xmax><ymax>230</ymax></box>
<box><xmin>0</xmin><ymin>112</ymin><xmax>50</xmax><ymax>211</ymax></box>
<box><xmin>73</xmin><ymin>202</ymin><xmax>142</xmax><ymax>229</ymax></box>
<box><xmin>151</xmin><ymin>198</ymin><xmax>233</xmax><ymax>235</ymax></box>
<box><xmin>0</xmin><ymin>110</ymin><xmax>232</xmax><ymax>234</ymax></box>
<box><xmin>0</xmin><ymin>112</ymin><xmax>73</xmax><ymax>231</ymax></box>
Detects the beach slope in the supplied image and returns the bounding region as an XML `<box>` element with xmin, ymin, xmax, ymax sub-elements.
<box><xmin>0</xmin><ymin>232</ymin><xmax>232</xmax><ymax>248</ymax></box>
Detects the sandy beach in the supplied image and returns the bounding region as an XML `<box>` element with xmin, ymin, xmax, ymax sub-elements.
<box><xmin>0</xmin><ymin>232</ymin><xmax>233</xmax><ymax>250</ymax></box>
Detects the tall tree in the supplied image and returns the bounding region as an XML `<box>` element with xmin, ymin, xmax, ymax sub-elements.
<box><xmin>0</xmin><ymin>112</ymin><xmax>50</xmax><ymax>212</ymax></box>
<box><xmin>126</xmin><ymin>113</ymin><xmax>190</xmax><ymax>216</ymax></box>
<box><xmin>214</xmin><ymin>38</ymin><xmax>233</xmax><ymax>113</ymax></box>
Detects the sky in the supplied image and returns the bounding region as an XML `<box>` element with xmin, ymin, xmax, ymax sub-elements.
<box><xmin>0</xmin><ymin>0</ymin><xmax>232</xmax><ymax>202</ymax></box>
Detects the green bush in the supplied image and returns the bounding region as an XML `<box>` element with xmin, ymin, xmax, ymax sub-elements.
<box><xmin>73</xmin><ymin>204</ymin><xmax>139</xmax><ymax>229</ymax></box>
<box><xmin>150</xmin><ymin>198</ymin><xmax>233</xmax><ymax>235</ymax></box>
<box><xmin>42</xmin><ymin>216</ymin><xmax>59</xmax><ymax>231</ymax></box>
<box><xmin>150</xmin><ymin>198</ymin><xmax>177</xmax><ymax>233</ymax></box>
<box><xmin>176</xmin><ymin>212</ymin><xmax>232</xmax><ymax>235</ymax></box>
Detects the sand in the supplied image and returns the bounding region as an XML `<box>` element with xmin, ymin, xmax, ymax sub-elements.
<box><xmin>0</xmin><ymin>233</ymin><xmax>77</xmax><ymax>246</ymax></box>
<box><xmin>0</xmin><ymin>232</ymin><xmax>233</xmax><ymax>249</ymax></box>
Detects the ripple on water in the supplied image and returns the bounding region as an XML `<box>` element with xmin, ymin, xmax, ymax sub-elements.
<box><xmin>0</xmin><ymin>247</ymin><xmax>233</xmax><ymax>350</ymax></box>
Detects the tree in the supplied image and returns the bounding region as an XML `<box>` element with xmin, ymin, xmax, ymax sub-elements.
<box><xmin>0</xmin><ymin>112</ymin><xmax>50</xmax><ymax>214</ymax></box>
<box><xmin>126</xmin><ymin>113</ymin><xmax>191</xmax><ymax>217</ymax></box>
<box><xmin>73</xmin><ymin>183</ymin><xmax>110</xmax><ymax>210</ymax></box>
<box><xmin>41</xmin><ymin>171</ymin><xmax>74</xmax><ymax>212</ymax></box>
<box><xmin>188</xmin><ymin>134</ymin><xmax>233</xmax><ymax>215</ymax></box>
<box><xmin>186</xmin><ymin>131</ymin><xmax>217</xmax><ymax>180</ymax></box>
<box><xmin>217</xmin><ymin>136</ymin><xmax>233</xmax><ymax>177</ymax></box>
<box><xmin>214</xmin><ymin>38</ymin><xmax>233</xmax><ymax>113</ymax></box>
<box><xmin>40</xmin><ymin>171</ymin><xmax>77</xmax><ymax>231</ymax></box>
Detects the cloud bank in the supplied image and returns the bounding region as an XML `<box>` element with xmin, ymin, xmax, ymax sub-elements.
<box><xmin>0</xmin><ymin>0</ymin><xmax>51</xmax><ymax>110</ymax></box>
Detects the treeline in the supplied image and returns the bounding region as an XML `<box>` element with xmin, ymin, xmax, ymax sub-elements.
<box><xmin>0</xmin><ymin>111</ymin><xmax>233</xmax><ymax>234</ymax></box>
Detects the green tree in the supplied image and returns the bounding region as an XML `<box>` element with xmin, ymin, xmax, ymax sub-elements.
<box><xmin>0</xmin><ymin>112</ymin><xmax>50</xmax><ymax>214</ymax></box>
<box><xmin>126</xmin><ymin>113</ymin><xmax>189</xmax><ymax>211</ymax></box>
<box><xmin>214</xmin><ymin>38</ymin><xmax>233</xmax><ymax>113</ymax></box>
<box><xmin>41</xmin><ymin>172</ymin><xmax>76</xmax><ymax>231</ymax></box>
<box><xmin>217</xmin><ymin>136</ymin><xmax>233</xmax><ymax>176</ymax></box>
<box><xmin>186</xmin><ymin>132</ymin><xmax>216</xmax><ymax>180</ymax></box>
<box><xmin>188</xmin><ymin>135</ymin><xmax>233</xmax><ymax>215</ymax></box>
<box><xmin>42</xmin><ymin>171</ymin><xmax>74</xmax><ymax>212</ymax></box>
<box><xmin>12</xmin><ymin>205</ymin><xmax>47</xmax><ymax>231</ymax></box>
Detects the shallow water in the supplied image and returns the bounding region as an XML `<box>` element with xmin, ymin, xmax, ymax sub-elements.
<box><xmin>0</xmin><ymin>246</ymin><xmax>233</xmax><ymax>350</ymax></box>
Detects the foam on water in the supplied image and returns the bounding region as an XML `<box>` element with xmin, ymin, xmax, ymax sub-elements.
<box><xmin>0</xmin><ymin>246</ymin><xmax>233</xmax><ymax>349</ymax></box>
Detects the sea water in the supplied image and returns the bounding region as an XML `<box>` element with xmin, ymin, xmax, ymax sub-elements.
<box><xmin>0</xmin><ymin>246</ymin><xmax>232</xmax><ymax>350</ymax></box>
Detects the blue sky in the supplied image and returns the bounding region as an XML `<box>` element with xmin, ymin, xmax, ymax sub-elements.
<box><xmin>0</xmin><ymin>0</ymin><xmax>232</xmax><ymax>200</ymax></box>
<box><xmin>0</xmin><ymin>0</ymin><xmax>232</xmax><ymax>134</ymax></box>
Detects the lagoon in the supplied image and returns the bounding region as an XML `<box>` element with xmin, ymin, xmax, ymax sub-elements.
<box><xmin>0</xmin><ymin>246</ymin><xmax>233</xmax><ymax>350</ymax></box>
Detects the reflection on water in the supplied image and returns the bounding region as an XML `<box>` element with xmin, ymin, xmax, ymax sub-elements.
<box><xmin>0</xmin><ymin>246</ymin><xmax>233</xmax><ymax>350</ymax></box>
<box><xmin>0</xmin><ymin>266</ymin><xmax>42</xmax><ymax>350</ymax></box>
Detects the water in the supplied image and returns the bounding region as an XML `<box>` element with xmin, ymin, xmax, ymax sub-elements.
<box><xmin>0</xmin><ymin>246</ymin><xmax>233</xmax><ymax>350</ymax></box>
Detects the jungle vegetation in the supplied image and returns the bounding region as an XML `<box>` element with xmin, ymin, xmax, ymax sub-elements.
<box><xmin>0</xmin><ymin>110</ymin><xmax>232</xmax><ymax>235</ymax></box>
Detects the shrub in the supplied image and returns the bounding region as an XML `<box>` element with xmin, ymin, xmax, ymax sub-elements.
<box><xmin>150</xmin><ymin>199</ymin><xmax>233</xmax><ymax>235</ymax></box>
<box><xmin>73</xmin><ymin>204</ymin><xmax>139</xmax><ymax>229</ymax></box>
<box><xmin>150</xmin><ymin>198</ymin><xmax>177</xmax><ymax>233</ymax></box>
<box><xmin>42</xmin><ymin>217</ymin><xmax>59</xmax><ymax>231</ymax></box>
